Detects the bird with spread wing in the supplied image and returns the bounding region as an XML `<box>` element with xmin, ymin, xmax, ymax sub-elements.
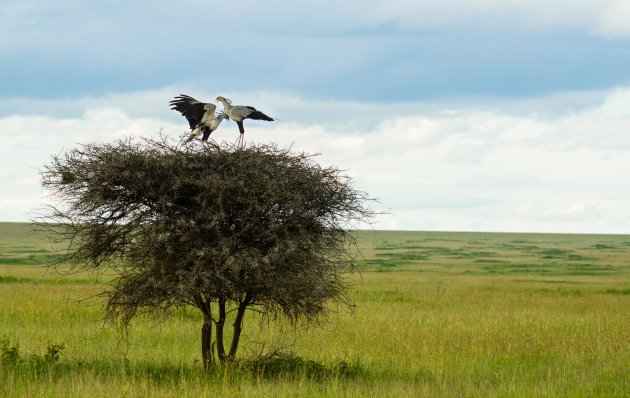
<box><xmin>170</xmin><ymin>94</ymin><xmax>228</xmax><ymax>144</ymax></box>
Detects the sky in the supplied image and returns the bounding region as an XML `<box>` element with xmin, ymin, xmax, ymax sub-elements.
<box><xmin>2</xmin><ymin>0</ymin><xmax>630</xmax><ymax>233</ymax></box>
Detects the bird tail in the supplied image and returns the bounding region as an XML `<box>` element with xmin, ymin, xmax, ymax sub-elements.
<box><xmin>247</xmin><ymin>110</ymin><xmax>274</xmax><ymax>121</ymax></box>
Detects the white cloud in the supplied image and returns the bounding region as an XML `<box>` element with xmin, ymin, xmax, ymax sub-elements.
<box><xmin>0</xmin><ymin>108</ymin><xmax>177</xmax><ymax>150</ymax></box>
<box><xmin>2</xmin><ymin>87</ymin><xmax>630</xmax><ymax>233</ymax></box>
<box><xmin>357</xmin><ymin>0</ymin><xmax>630</xmax><ymax>37</ymax></box>
<box><xmin>596</xmin><ymin>0</ymin><xmax>630</xmax><ymax>37</ymax></box>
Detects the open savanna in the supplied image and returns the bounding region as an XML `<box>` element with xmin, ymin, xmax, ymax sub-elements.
<box><xmin>1</xmin><ymin>222</ymin><xmax>629</xmax><ymax>397</ymax></box>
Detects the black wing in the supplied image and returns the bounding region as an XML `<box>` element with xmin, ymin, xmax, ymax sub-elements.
<box><xmin>244</xmin><ymin>106</ymin><xmax>274</xmax><ymax>121</ymax></box>
<box><xmin>169</xmin><ymin>94</ymin><xmax>207</xmax><ymax>129</ymax></box>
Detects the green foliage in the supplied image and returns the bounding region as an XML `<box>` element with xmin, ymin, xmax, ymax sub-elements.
<box><xmin>44</xmin><ymin>342</ymin><xmax>65</xmax><ymax>364</ymax></box>
<box><xmin>241</xmin><ymin>353</ymin><xmax>364</xmax><ymax>380</ymax></box>
<box><xmin>0</xmin><ymin>338</ymin><xmax>20</xmax><ymax>365</ymax></box>
<box><xmin>0</xmin><ymin>338</ymin><xmax>64</xmax><ymax>368</ymax></box>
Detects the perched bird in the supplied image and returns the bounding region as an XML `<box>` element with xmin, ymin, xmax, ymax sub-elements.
<box><xmin>215</xmin><ymin>96</ymin><xmax>275</xmax><ymax>146</ymax></box>
<box><xmin>169</xmin><ymin>94</ymin><xmax>228</xmax><ymax>143</ymax></box>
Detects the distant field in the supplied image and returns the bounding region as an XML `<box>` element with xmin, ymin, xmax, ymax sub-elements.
<box><xmin>356</xmin><ymin>229</ymin><xmax>630</xmax><ymax>277</ymax></box>
<box><xmin>1</xmin><ymin>222</ymin><xmax>629</xmax><ymax>397</ymax></box>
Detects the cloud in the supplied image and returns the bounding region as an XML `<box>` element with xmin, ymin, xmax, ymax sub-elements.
<box><xmin>2</xmin><ymin>1</ymin><xmax>630</xmax><ymax>104</ymax></box>
<box><xmin>2</xmin><ymin>87</ymin><xmax>630</xmax><ymax>233</ymax></box>
<box><xmin>596</xmin><ymin>0</ymin><xmax>630</xmax><ymax>37</ymax></box>
<box><xmin>181</xmin><ymin>1</ymin><xmax>630</xmax><ymax>38</ymax></box>
<box><xmin>258</xmin><ymin>87</ymin><xmax>630</xmax><ymax>233</ymax></box>
<box><xmin>339</xmin><ymin>0</ymin><xmax>630</xmax><ymax>38</ymax></box>
<box><xmin>0</xmin><ymin>108</ymin><xmax>178</xmax><ymax>150</ymax></box>
<box><xmin>0</xmin><ymin>0</ymin><xmax>622</xmax><ymax>38</ymax></box>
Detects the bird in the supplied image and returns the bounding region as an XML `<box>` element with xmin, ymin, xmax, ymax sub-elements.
<box><xmin>169</xmin><ymin>94</ymin><xmax>228</xmax><ymax>143</ymax></box>
<box><xmin>215</xmin><ymin>96</ymin><xmax>275</xmax><ymax>147</ymax></box>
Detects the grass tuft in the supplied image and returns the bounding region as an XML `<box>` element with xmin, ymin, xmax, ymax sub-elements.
<box><xmin>239</xmin><ymin>353</ymin><xmax>364</xmax><ymax>380</ymax></box>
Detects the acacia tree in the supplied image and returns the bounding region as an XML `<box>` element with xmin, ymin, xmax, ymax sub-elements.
<box><xmin>40</xmin><ymin>138</ymin><xmax>373</xmax><ymax>366</ymax></box>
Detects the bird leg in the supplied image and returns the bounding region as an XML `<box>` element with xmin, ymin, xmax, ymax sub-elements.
<box><xmin>235</xmin><ymin>133</ymin><xmax>245</xmax><ymax>149</ymax></box>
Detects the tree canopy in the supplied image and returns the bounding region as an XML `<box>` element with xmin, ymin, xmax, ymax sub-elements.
<box><xmin>40</xmin><ymin>138</ymin><xmax>373</xmax><ymax>364</ymax></box>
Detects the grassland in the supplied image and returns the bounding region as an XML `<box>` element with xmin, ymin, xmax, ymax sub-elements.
<box><xmin>1</xmin><ymin>222</ymin><xmax>629</xmax><ymax>397</ymax></box>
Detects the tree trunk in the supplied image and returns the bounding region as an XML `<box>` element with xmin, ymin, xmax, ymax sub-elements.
<box><xmin>215</xmin><ymin>296</ymin><xmax>227</xmax><ymax>363</ymax></box>
<box><xmin>227</xmin><ymin>295</ymin><xmax>250</xmax><ymax>361</ymax></box>
<box><xmin>201</xmin><ymin>315</ymin><xmax>213</xmax><ymax>368</ymax></box>
<box><xmin>194</xmin><ymin>293</ymin><xmax>214</xmax><ymax>369</ymax></box>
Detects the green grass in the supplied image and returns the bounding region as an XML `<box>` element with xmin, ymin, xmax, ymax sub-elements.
<box><xmin>1</xmin><ymin>223</ymin><xmax>629</xmax><ymax>397</ymax></box>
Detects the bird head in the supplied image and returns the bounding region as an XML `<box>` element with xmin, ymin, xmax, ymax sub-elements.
<box><xmin>215</xmin><ymin>96</ymin><xmax>231</xmax><ymax>104</ymax></box>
